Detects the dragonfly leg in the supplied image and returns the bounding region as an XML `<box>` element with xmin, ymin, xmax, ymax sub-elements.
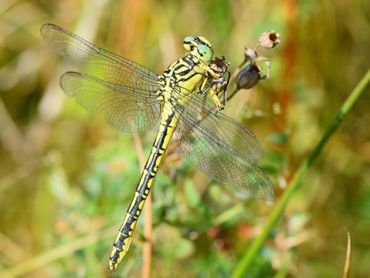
<box><xmin>208</xmin><ymin>87</ymin><xmax>224</xmax><ymax>111</ymax></box>
<box><xmin>198</xmin><ymin>77</ymin><xmax>211</xmax><ymax>95</ymax></box>
<box><xmin>198</xmin><ymin>77</ymin><xmax>225</xmax><ymax>110</ymax></box>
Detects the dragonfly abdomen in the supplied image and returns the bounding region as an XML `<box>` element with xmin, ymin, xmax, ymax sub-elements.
<box><xmin>109</xmin><ymin>106</ymin><xmax>179</xmax><ymax>271</ymax></box>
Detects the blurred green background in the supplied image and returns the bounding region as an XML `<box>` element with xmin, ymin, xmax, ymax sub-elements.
<box><xmin>1</xmin><ymin>0</ymin><xmax>369</xmax><ymax>277</ymax></box>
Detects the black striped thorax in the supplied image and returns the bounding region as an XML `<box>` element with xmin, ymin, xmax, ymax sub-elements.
<box><xmin>159</xmin><ymin>53</ymin><xmax>207</xmax><ymax>99</ymax></box>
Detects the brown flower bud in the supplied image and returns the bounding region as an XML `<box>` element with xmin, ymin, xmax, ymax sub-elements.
<box><xmin>236</xmin><ymin>63</ymin><xmax>261</xmax><ymax>89</ymax></box>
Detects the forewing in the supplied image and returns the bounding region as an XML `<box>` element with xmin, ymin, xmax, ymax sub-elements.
<box><xmin>40</xmin><ymin>23</ymin><xmax>160</xmax><ymax>92</ymax></box>
<box><xmin>174</xmin><ymin>93</ymin><xmax>274</xmax><ymax>201</ymax></box>
<box><xmin>61</xmin><ymin>72</ymin><xmax>161</xmax><ymax>132</ymax></box>
<box><xmin>41</xmin><ymin>23</ymin><xmax>161</xmax><ymax>132</ymax></box>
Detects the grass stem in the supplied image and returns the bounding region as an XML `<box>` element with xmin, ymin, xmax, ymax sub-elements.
<box><xmin>231</xmin><ymin>69</ymin><xmax>370</xmax><ymax>278</ymax></box>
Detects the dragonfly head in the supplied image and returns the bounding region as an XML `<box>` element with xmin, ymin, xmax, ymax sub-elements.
<box><xmin>183</xmin><ymin>36</ymin><xmax>214</xmax><ymax>62</ymax></box>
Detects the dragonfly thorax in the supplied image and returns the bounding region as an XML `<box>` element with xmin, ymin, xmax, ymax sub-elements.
<box><xmin>159</xmin><ymin>52</ymin><xmax>211</xmax><ymax>105</ymax></box>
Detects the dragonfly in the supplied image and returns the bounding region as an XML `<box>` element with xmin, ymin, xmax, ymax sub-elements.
<box><xmin>41</xmin><ymin>23</ymin><xmax>274</xmax><ymax>271</ymax></box>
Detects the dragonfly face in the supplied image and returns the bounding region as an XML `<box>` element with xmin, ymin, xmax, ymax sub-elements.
<box><xmin>183</xmin><ymin>35</ymin><xmax>214</xmax><ymax>62</ymax></box>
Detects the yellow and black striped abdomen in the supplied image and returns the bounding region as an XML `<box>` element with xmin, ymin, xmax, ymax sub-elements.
<box><xmin>109</xmin><ymin>102</ymin><xmax>179</xmax><ymax>270</ymax></box>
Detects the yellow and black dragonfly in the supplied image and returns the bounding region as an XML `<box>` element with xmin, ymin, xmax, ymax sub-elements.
<box><xmin>41</xmin><ymin>23</ymin><xmax>274</xmax><ymax>271</ymax></box>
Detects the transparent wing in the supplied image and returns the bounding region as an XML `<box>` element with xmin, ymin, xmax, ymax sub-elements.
<box><xmin>41</xmin><ymin>23</ymin><xmax>161</xmax><ymax>132</ymax></box>
<box><xmin>40</xmin><ymin>23</ymin><xmax>160</xmax><ymax>87</ymax></box>
<box><xmin>61</xmin><ymin>72</ymin><xmax>161</xmax><ymax>132</ymax></box>
<box><xmin>174</xmin><ymin>92</ymin><xmax>274</xmax><ymax>201</ymax></box>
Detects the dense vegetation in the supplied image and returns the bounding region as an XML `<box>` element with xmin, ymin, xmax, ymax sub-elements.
<box><xmin>1</xmin><ymin>1</ymin><xmax>369</xmax><ymax>277</ymax></box>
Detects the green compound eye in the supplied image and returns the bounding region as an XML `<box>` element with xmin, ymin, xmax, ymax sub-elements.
<box><xmin>183</xmin><ymin>36</ymin><xmax>195</xmax><ymax>51</ymax></box>
<box><xmin>183</xmin><ymin>36</ymin><xmax>195</xmax><ymax>44</ymax></box>
<box><xmin>197</xmin><ymin>44</ymin><xmax>213</xmax><ymax>62</ymax></box>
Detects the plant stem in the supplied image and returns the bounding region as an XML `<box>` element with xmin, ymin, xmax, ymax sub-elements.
<box><xmin>231</xmin><ymin>69</ymin><xmax>370</xmax><ymax>278</ymax></box>
<box><xmin>1</xmin><ymin>226</ymin><xmax>117</xmax><ymax>277</ymax></box>
<box><xmin>342</xmin><ymin>227</ymin><xmax>351</xmax><ymax>278</ymax></box>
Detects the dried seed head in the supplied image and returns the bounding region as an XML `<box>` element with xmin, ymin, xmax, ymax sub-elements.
<box><xmin>245</xmin><ymin>47</ymin><xmax>257</xmax><ymax>59</ymax></box>
<box><xmin>236</xmin><ymin>63</ymin><xmax>261</xmax><ymax>89</ymax></box>
<box><xmin>258</xmin><ymin>31</ymin><xmax>280</xmax><ymax>49</ymax></box>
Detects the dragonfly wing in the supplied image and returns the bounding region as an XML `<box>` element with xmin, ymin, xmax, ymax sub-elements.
<box><xmin>61</xmin><ymin>72</ymin><xmax>161</xmax><ymax>132</ymax></box>
<box><xmin>174</xmin><ymin>93</ymin><xmax>274</xmax><ymax>201</ymax></box>
<box><xmin>41</xmin><ymin>23</ymin><xmax>161</xmax><ymax>132</ymax></box>
<box><xmin>40</xmin><ymin>23</ymin><xmax>160</xmax><ymax>90</ymax></box>
<box><xmin>176</xmin><ymin>92</ymin><xmax>264</xmax><ymax>162</ymax></box>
